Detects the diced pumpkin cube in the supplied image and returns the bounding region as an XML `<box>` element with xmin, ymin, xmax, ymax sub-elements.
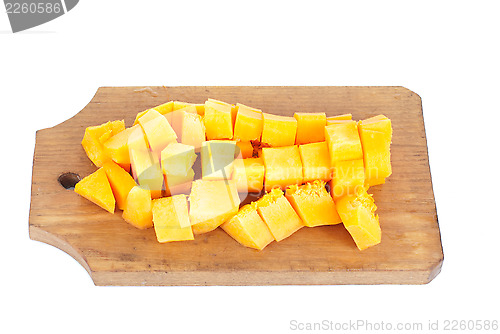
<box><xmin>138</xmin><ymin>109</ymin><xmax>177</xmax><ymax>156</ymax></box>
<box><xmin>160</xmin><ymin>143</ymin><xmax>196</xmax><ymax>176</ymax></box>
<box><xmin>335</xmin><ymin>188</ymin><xmax>381</xmax><ymax>250</ymax></box>
<box><xmin>127</xmin><ymin>123</ymin><xmax>149</xmax><ymax>151</ymax></box>
<box><xmin>170</xmin><ymin>106</ymin><xmax>206</xmax><ymax>152</ymax></box>
<box><xmin>128</xmin><ymin>127</ymin><xmax>163</xmax><ymax>199</ymax></box>
<box><xmin>103</xmin><ymin>125</ymin><xmax>141</xmax><ymax>172</ymax></box>
<box><xmin>153</xmin><ymin>101</ymin><xmax>174</xmax><ymax>115</ymax></box>
<box><xmin>81</xmin><ymin>120</ymin><xmax>125</xmax><ymax>167</ymax></box>
<box><xmin>358</xmin><ymin>115</ymin><xmax>393</xmax><ymax>186</ymax></box>
<box><xmin>221</xmin><ymin>202</ymin><xmax>274</xmax><ymax>250</ymax></box>
<box><xmin>173</xmin><ymin>101</ymin><xmax>205</xmax><ymax>116</ymax></box>
<box><xmin>298</xmin><ymin>141</ymin><xmax>332</xmax><ymax>182</ymax></box>
<box><xmin>122</xmin><ymin>186</ymin><xmax>153</xmax><ymax>229</ymax></box>
<box><xmin>130</xmin><ymin>149</ymin><xmax>164</xmax><ymax>199</ymax></box>
<box><xmin>256</xmin><ymin>188</ymin><xmax>303</xmax><ymax>241</ymax></box>
<box><xmin>133</xmin><ymin>109</ymin><xmax>150</xmax><ymax>126</ymax></box>
<box><xmin>201</xmin><ymin>140</ymin><xmax>236</xmax><ymax>180</ymax></box>
<box><xmin>233</xmin><ymin>103</ymin><xmax>263</xmax><ymax>142</ymax></box>
<box><xmin>189</xmin><ymin>179</ymin><xmax>240</xmax><ymax>234</ymax></box>
<box><xmin>285</xmin><ymin>180</ymin><xmax>341</xmax><ymax>227</ymax></box>
<box><xmin>261</xmin><ymin>113</ymin><xmax>297</xmax><ymax>147</ymax></box>
<box><xmin>109</xmin><ymin>120</ymin><xmax>125</xmax><ymax>134</ymax></box>
<box><xmin>181</xmin><ymin>112</ymin><xmax>206</xmax><ymax>152</ymax></box>
<box><xmin>164</xmin><ymin>168</ymin><xmax>195</xmax><ymax>196</ymax></box>
<box><xmin>170</xmin><ymin>106</ymin><xmax>197</xmax><ymax>134</ymax></box>
<box><xmin>294</xmin><ymin>112</ymin><xmax>327</xmax><ymax>144</ymax></box>
<box><xmin>208</xmin><ymin>98</ymin><xmax>237</xmax><ymax>127</ymax></box>
<box><xmin>232</xmin><ymin>158</ymin><xmax>265</xmax><ymax>193</ymax></box>
<box><xmin>98</xmin><ymin>130</ymin><xmax>113</xmax><ymax>146</ymax></box>
<box><xmin>128</xmin><ymin>125</ymin><xmax>149</xmax><ymax>172</ymax></box>
<box><xmin>102</xmin><ymin>161</ymin><xmax>137</xmax><ymax>210</ymax></box>
<box><xmin>262</xmin><ymin>145</ymin><xmax>303</xmax><ymax>191</ymax></box>
<box><xmin>235</xmin><ymin>141</ymin><xmax>254</xmax><ymax>158</ymax></box>
<box><xmin>133</xmin><ymin>101</ymin><xmax>174</xmax><ymax>125</ymax></box>
<box><xmin>325</xmin><ymin>120</ymin><xmax>363</xmax><ymax>164</ymax></box>
<box><xmin>204</xmin><ymin>100</ymin><xmax>234</xmax><ymax>140</ymax></box>
<box><xmin>331</xmin><ymin>159</ymin><xmax>365</xmax><ymax>199</ymax></box>
<box><xmin>326</xmin><ymin>114</ymin><xmax>352</xmax><ymax>124</ymax></box>
<box><xmin>152</xmin><ymin>195</ymin><xmax>194</xmax><ymax>243</ymax></box>
<box><xmin>74</xmin><ymin>167</ymin><xmax>115</xmax><ymax>214</ymax></box>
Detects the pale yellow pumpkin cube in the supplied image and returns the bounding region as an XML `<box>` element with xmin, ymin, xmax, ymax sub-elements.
<box><xmin>204</xmin><ymin>100</ymin><xmax>234</xmax><ymax>140</ymax></box>
<box><xmin>201</xmin><ymin>140</ymin><xmax>236</xmax><ymax>180</ymax></box>
<box><xmin>189</xmin><ymin>179</ymin><xmax>240</xmax><ymax>234</ymax></box>
<box><xmin>122</xmin><ymin>186</ymin><xmax>153</xmax><ymax>229</ymax></box>
<box><xmin>152</xmin><ymin>195</ymin><xmax>194</xmax><ymax>243</ymax></box>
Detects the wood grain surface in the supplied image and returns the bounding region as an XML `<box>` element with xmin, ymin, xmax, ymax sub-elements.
<box><xmin>29</xmin><ymin>86</ymin><xmax>443</xmax><ymax>285</ymax></box>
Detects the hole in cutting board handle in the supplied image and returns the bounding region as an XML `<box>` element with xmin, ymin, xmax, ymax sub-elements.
<box><xmin>58</xmin><ymin>172</ymin><xmax>81</xmax><ymax>190</ymax></box>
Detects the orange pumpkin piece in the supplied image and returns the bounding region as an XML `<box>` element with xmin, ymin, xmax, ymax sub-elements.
<box><xmin>103</xmin><ymin>125</ymin><xmax>141</xmax><ymax>172</ymax></box>
<box><xmin>133</xmin><ymin>110</ymin><xmax>150</xmax><ymax>126</ymax></box>
<box><xmin>128</xmin><ymin>126</ymin><xmax>163</xmax><ymax>199</ymax></box>
<box><xmin>256</xmin><ymin>188</ymin><xmax>303</xmax><ymax>241</ymax></box>
<box><xmin>81</xmin><ymin>120</ymin><xmax>125</xmax><ymax>167</ymax></box>
<box><xmin>138</xmin><ymin>109</ymin><xmax>177</xmax><ymax>156</ymax></box>
<box><xmin>335</xmin><ymin>188</ymin><xmax>381</xmax><ymax>250</ymax></box>
<box><xmin>221</xmin><ymin>202</ymin><xmax>274</xmax><ymax>250</ymax></box>
<box><xmin>285</xmin><ymin>180</ymin><xmax>341</xmax><ymax>227</ymax></box>
<box><xmin>74</xmin><ymin>167</ymin><xmax>115</xmax><ymax>214</ymax></box>
<box><xmin>102</xmin><ymin>161</ymin><xmax>137</xmax><ymax>210</ymax></box>
<box><xmin>133</xmin><ymin>101</ymin><xmax>174</xmax><ymax>125</ymax></box>
<box><xmin>294</xmin><ymin>112</ymin><xmax>327</xmax><ymax>144</ymax></box>
<box><xmin>152</xmin><ymin>195</ymin><xmax>194</xmax><ymax>243</ymax></box>
<box><xmin>170</xmin><ymin>106</ymin><xmax>197</xmax><ymax>135</ymax></box>
<box><xmin>122</xmin><ymin>186</ymin><xmax>153</xmax><ymax>229</ymax></box>
<box><xmin>154</xmin><ymin>101</ymin><xmax>174</xmax><ymax>115</ymax></box>
<box><xmin>330</xmin><ymin>159</ymin><xmax>365</xmax><ymax>199</ymax></box>
<box><xmin>164</xmin><ymin>169</ymin><xmax>195</xmax><ymax>196</ymax></box>
<box><xmin>127</xmin><ymin>123</ymin><xmax>149</xmax><ymax>151</ymax></box>
<box><xmin>109</xmin><ymin>120</ymin><xmax>125</xmax><ymax>134</ymax></box>
<box><xmin>262</xmin><ymin>145</ymin><xmax>303</xmax><ymax>191</ymax></box>
<box><xmin>208</xmin><ymin>98</ymin><xmax>237</xmax><ymax>128</ymax></box>
<box><xmin>298</xmin><ymin>141</ymin><xmax>332</xmax><ymax>182</ymax></box>
<box><xmin>189</xmin><ymin>179</ymin><xmax>240</xmax><ymax>234</ymax></box>
<box><xmin>235</xmin><ymin>141</ymin><xmax>254</xmax><ymax>159</ymax></box>
<box><xmin>358</xmin><ymin>114</ymin><xmax>393</xmax><ymax>186</ymax></box>
<box><xmin>233</xmin><ymin>103</ymin><xmax>263</xmax><ymax>142</ymax></box>
<box><xmin>160</xmin><ymin>142</ymin><xmax>196</xmax><ymax>196</ymax></box>
<box><xmin>232</xmin><ymin>158</ymin><xmax>265</xmax><ymax>193</ymax></box>
<box><xmin>130</xmin><ymin>149</ymin><xmax>164</xmax><ymax>199</ymax></box>
<box><xmin>173</xmin><ymin>101</ymin><xmax>205</xmax><ymax>116</ymax></box>
<box><xmin>201</xmin><ymin>140</ymin><xmax>236</xmax><ymax>180</ymax></box>
<box><xmin>170</xmin><ymin>106</ymin><xmax>206</xmax><ymax>152</ymax></box>
<box><xmin>326</xmin><ymin>114</ymin><xmax>352</xmax><ymax>124</ymax></box>
<box><xmin>160</xmin><ymin>143</ymin><xmax>196</xmax><ymax>176</ymax></box>
<box><xmin>204</xmin><ymin>99</ymin><xmax>234</xmax><ymax>140</ymax></box>
<box><xmin>261</xmin><ymin>113</ymin><xmax>297</xmax><ymax>147</ymax></box>
<box><xmin>324</xmin><ymin>120</ymin><xmax>363</xmax><ymax>165</ymax></box>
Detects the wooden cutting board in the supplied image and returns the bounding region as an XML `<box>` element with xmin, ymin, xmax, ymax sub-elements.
<box><xmin>29</xmin><ymin>86</ymin><xmax>443</xmax><ymax>286</ymax></box>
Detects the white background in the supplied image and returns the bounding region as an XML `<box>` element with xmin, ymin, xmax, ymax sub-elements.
<box><xmin>1</xmin><ymin>1</ymin><xmax>499</xmax><ymax>333</ymax></box>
